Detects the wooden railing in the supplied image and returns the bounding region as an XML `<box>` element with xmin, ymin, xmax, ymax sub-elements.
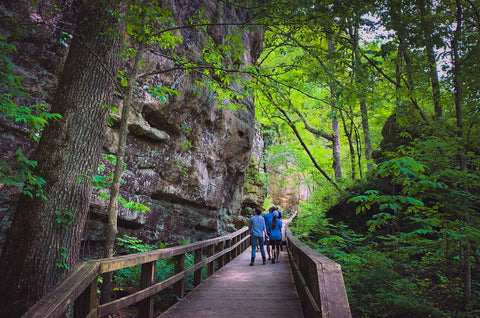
<box><xmin>285</xmin><ymin>226</ymin><xmax>352</xmax><ymax>318</ymax></box>
<box><xmin>23</xmin><ymin>227</ymin><xmax>250</xmax><ymax>318</ymax></box>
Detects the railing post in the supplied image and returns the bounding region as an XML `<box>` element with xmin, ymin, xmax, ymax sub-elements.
<box><xmin>235</xmin><ymin>235</ymin><xmax>240</xmax><ymax>257</ymax></box>
<box><xmin>225</xmin><ymin>239</ymin><xmax>231</xmax><ymax>263</ymax></box>
<box><xmin>139</xmin><ymin>261</ymin><xmax>156</xmax><ymax>318</ymax></box>
<box><xmin>194</xmin><ymin>248</ymin><xmax>202</xmax><ymax>286</ymax></box>
<box><xmin>240</xmin><ymin>232</ymin><xmax>245</xmax><ymax>253</ymax></box>
<box><xmin>174</xmin><ymin>254</ymin><xmax>185</xmax><ymax>298</ymax></box>
<box><xmin>241</xmin><ymin>231</ymin><xmax>246</xmax><ymax>252</ymax></box>
<box><xmin>231</xmin><ymin>236</ymin><xmax>237</xmax><ymax>258</ymax></box>
<box><xmin>74</xmin><ymin>276</ymin><xmax>98</xmax><ymax>317</ymax></box>
<box><xmin>207</xmin><ymin>244</ymin><xmax>215</xmax><ymax>276</ymax></box>
<box><xmin>217</xmin><ymin>241</ymin><xmax>225</xmax><ymax>269</ymax></box>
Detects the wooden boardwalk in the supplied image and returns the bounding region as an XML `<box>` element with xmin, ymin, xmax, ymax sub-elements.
<box><xmin>158</xmin><ymin>247</ymin><xmax>304</xmax><ymax>318</ymax></box>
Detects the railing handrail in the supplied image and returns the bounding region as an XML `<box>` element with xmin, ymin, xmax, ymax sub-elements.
<box><xmin>24</xmin><ymin>216</ymin><xmax>352</xmax><ymax>318</ymax></box>
<box><xmin>23</xmin><ymin>227</ymin><xmax>250</xmax><ymax>318</ymax></box>
<box><xmin>285</xmin><ymin>223</ymin><xmax>352</xmax><ymax>318</ymax></box>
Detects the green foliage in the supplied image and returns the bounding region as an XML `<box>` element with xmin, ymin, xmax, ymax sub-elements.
<box><xmin>182</xmin><ymin>141</ymin><xmax>192</xmax><ymax>150</ymax></box>
<box><xmin>143</xmin><ymin>85</ymin><xmax>178</xmax><ymax>103</ymax></box>
<box><xmin>118</xmin><ymin>197</ymin><xmax>150</xmax><ymax>213</ymax></box>
<box><xmin>78</xmin><ymin>154</ymin><xmax>151</xmax><ymax>213</ymax></box>
<box><xmin>116</xmin><ymin>234</ymin><xmax>160</xmax><ymax>253</ymax></box>
<box><xmin>0</xmin><ymin>36</ymin><xmax>62</xmax><ymax>141</ymax></box>
<box><xmin>114</xmin><ymin>235</ymin><xmax>170</xmax><ymax>288</ymax></box>
<box><xmin>55</xmin><ymin>246</ymin><xmax>70</xmax><ymax>270</ymax></box>
<box><xmin>103</xmin><ymin>103</ymin><xmax>118</xmax><ymax>127</ymax></box>
<box><xmin>180</xmin><ymin>123</ymin><xmax>192</xmax><ymax>135</ymax></box>
<box><xmin>0</xmin><ymin>36</ymin><xmax>60</xmax><ymax>200</ymax></box>
<box><xmin>0</xmin><ymin>148</ymin><xmax>47</xmax><ymax>200</ymax></box>
<box><xmin>54</xmin><ymin>210</ymin><xmax>74</xmax><ymax>229</ymax></box>
<box><xmin>113</xmin><ymin>236</ymin><xmax>205</xmax><ymax>296</ymax></box>
<box><xmin>291</xmin><ymin>152</ymin><xmax>480</xmax><ymax>316</ymax></box>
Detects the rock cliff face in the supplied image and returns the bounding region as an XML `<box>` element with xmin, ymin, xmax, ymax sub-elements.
<box><xmin>241</xmin><ymin>126</ymin><xmax>267</xmax><ymax>216</ymax></box>
<box><xmin>0</xmin><ymin>0</ymin><xmax>263</xmax><ymax>256</ymax></box>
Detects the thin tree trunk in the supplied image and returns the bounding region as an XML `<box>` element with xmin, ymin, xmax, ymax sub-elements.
<box><xmin>360</xmin><ymin>100</ymin><xmax>373</xmax><ymax>170</ymax></box>
<box><xmin>327</xmin><ymin>41</ymin><xmax>343</xmax><ymax>179</ymax></box>
<box><xmin>331</xmin><ymin>102</ymin><xmax>342</xmax><ymax>179</ymax></box>
<box><xmin>0</xmin><ymin>1</ymin><xmax>123</xmax><ymax>316</ymax></box>
<box><xmin>389</xmin><ymin>1</ymin><xmax>429</xmax><ymax>124</ymax></box>
<box><xmin>354</xmin><ymin>124</ymin><xmax>363</xmax><ymax>179</ymax></box>
<box><xmin>398</xmin><ymin>36</ymin><xmax>429</xmax><ymax>123</ymax></box>
<box><xmin>418</xmin><ymin>0</ymin><xmax>442</xmax><ymax>118</ymax></box>
<box><xmin>340</xmin><ymin>109</ymin><xmax>356</xmax><ymax>180</ymax></box>
<box><xmin>276</xmin><ymin>106</ymin><xmax>339</xmax><ymax>190</ymax></box>
<box><xmin>452</xmin><ymin>0</ymin><xmax>470</xmax><ymax>305</ymax></box>
<box><xmin>348</xmin><ymin>22</ymin><xmax>373</xmax><ymax>172</ymax></box>
<box><xmin>101</xmin><ymin>39</ymin><xmax>146</xmax><ymax>303</ymax></box>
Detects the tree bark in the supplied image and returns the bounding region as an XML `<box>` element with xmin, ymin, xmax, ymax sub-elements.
<box><xmin>0</xmin><ymin>1</ymin><xmax>123</xmax><ymax>316</ymax></box>
<box><xmin>360</xmin><ymin>100</ymin><xmax>373</xmax><ymax>170</ymax></box>
<box><xmin>452</xmin><ymin>0</ymin><xmax>470</xmax><ymax>305</ymax></box>
<box><xmin>331</xmin><ymin>103</ymin><xmax>342</xmax><ymax>179</ymax></box>
<box><xmin>418</xmin><ymin>0</ymin><xmax>442</xmax><ymax>118</ymax></box>
<box><xmin>275</xmin><ymin>106</ymin><xmax>339</xmax><ymax>191</ymax></box>
<box><xmin>389</xmin><ymin>2</ymin><xmax>429</xmax><ymax>124</ymax></box>
<box><xmin>294</xmin><ymin>108</ymin><xmax>343</xmax><ymax>181</ymax></box>
<box><xmin>327</xmin><ymin>40</ymin><xmax>343</xmax><ymax>179</ymax></box>
<box><xmin>340</xmin><ymin>109</ymin><xmax>356</xmax><ymax>180</ymax></box>
<box><xmin>101</xmin><ymin>39</ymin><xmax>145</xmax><ymax>303</ymax></box>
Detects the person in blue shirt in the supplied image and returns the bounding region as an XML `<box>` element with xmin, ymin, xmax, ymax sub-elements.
<box><xmin>263</xmin><ymin>206</ymin><xmax>275</xmax><ymax>260</ymax></box>
<box><xmin>248</xmin><ymin>207</ymin><xmax>268</xmax><ymax>266</ymax></box>
<box><xmin>269</xmin><ymin>210</ymin><xmax>283</xmax><ymax>264</ymax></box>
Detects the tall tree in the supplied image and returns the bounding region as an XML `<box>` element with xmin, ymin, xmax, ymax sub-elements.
<box><xmin>451</xmin><ymin>0</ymin><xmax>471</xmax><ymax>305</ymax></box>
<box><xmin>0</xmin><ymin>0</ymin><xmax>124</xmax><ymax>316</ymax></box>
<box><xmin>418</xmin><ymin>0</ymin><xmax>442</xmax><ymax>118</ymax></box>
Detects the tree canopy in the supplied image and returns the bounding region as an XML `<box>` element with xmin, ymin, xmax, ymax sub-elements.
<box><xmin>251</xmin><ymin>0</ymin><xmax>480</xmax><ymax>316</ymax></box>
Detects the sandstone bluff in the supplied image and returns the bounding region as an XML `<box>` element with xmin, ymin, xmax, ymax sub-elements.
<box><xmin>0</xmin><ymin>0</ymin><xmax>265</xmax><ymax>258</ymax></box>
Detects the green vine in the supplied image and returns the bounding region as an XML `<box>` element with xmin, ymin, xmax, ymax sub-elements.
<box><xmin>55</xmin><ymin>246</ymin><xmax>70</xmax><ymax>270</ymax></box>
<box><xmin>54</xmin><ymin>210</ymin><xmax>74</xmax><ymax>229</ymax></box>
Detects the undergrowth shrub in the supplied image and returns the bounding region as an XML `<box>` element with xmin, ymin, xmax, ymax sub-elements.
<box><xmin>113</xmin><ymin>235</ymin><xmax>208</xmax><ymax>301</ymax></box>
<box><xmin>290</xmin><ymin>154</ymin><xmax>480</xmax><ymax>317</ymax></box>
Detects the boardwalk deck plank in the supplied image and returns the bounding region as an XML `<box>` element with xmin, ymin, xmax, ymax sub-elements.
<box><xmin>158</xmin><ymin>248</ymin><xmax>303</xmax><ymax>318</ymax></box>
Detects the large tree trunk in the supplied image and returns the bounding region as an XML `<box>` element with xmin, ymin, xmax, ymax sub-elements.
<box><xmin>0</xmin><ymin>1</ymin><xmax>123</xmax><ymax>316</ymax></box>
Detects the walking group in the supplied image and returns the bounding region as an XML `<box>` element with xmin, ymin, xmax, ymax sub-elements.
<box><xmin>248</xmin><ymin>206</ymin><xmax>283</xmax><ymax>266</ymax></box>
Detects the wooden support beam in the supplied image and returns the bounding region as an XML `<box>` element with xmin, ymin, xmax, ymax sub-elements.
<box><xmin>174</xmin><ymin>254</ymin><xmax>185</xmax><ymax>298</ymax></box>
<box><xmin>207</xmin><ymin>245</ymin><xmax>215</xmax><ymax>276</ymax></box>
<box><xmin>74</xmin><ymin>277</ymin><xmax>98</xmax><ymax>317</ymax></box>
<box><xmin>194</xmin><ymin>248</ymin><xmax>203</xmax><ymax>286</ymax></box>
<box><xmin>217</xmin><ymin>241</ymin><xmax>225</xmax><ymax>269</ymax></box>
<box><xmin>225</xmin><ymin>239</ymin><xmax>231</xmax><ymax>263</ymax></box>
<box><xmin>139</xmin><ymin>261</ymin><xmax>156</xmax><ymax>318</ymax></box>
